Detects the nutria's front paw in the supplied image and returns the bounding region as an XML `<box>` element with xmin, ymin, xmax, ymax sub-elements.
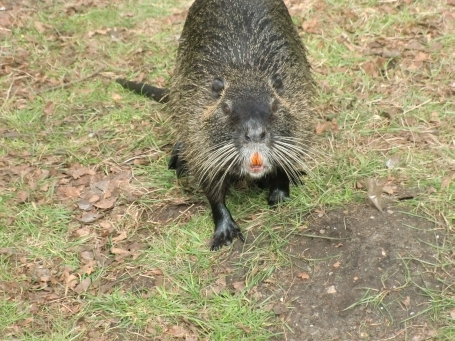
<box><xmin>268</xmin><ymin>188</ymin><xmax>290</xmax><ymax>207</ymax></box>
<box><xmin>210</xmin><ymin>219</ymin><xmax>245</xmax><ymax>251</ymax></box>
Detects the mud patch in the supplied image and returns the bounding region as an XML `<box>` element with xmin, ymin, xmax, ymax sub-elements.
<box><xmin>231</xmin><ymin>205</ymin><xmax>442</xmax><ymax>340</ymax></box>
<box><xmin>148</xmin><ymin>202</ymin><xmax>205</xmax><ymax>225</ymax></box>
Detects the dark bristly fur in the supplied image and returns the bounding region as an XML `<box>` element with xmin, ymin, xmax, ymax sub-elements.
<box><xmin>117</xmin><ymin>0</ymin><xmax>315</xmax><ymax>251</ymax></box>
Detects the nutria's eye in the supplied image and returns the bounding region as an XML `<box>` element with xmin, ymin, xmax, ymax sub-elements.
<box><xmin>222</xmin><ymin>102</ymin><xmax>231</xmax><ymax>114</ymax></box>
<box><xmin>211</xmin><ymin>78</ymin><xmax>225</xmax><ymax>98</ymax></box>
<box><xmin>271</xmin><ymin>74</ymin><xmax>284</xmax><ymax>95</ymax></box>
<box><xmin>271</xmin><ymin>99</ymin><xmax>279</xmax><ymax>113</ymax></box>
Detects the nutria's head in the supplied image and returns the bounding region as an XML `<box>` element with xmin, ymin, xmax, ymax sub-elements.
<box><xmin>197</xmin><ymin>72</ymin><xmax>306</xmax><ymax>183</ymax></box>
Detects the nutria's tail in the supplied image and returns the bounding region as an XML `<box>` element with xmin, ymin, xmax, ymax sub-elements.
<box><xmin>115</xmin><ymin>78</ymin><xmax>169</xmax><ymax>103</ymax></box>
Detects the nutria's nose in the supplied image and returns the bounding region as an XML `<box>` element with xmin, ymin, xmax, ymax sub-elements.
<box><xmin>244</xmin><ymin>120</ymin><xmax>267</xmax><ymax>143</ymax></box>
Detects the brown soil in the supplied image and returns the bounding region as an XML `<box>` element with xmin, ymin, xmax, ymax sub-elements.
<box><xmin>228</xmin><ymin>204</ymin><xmax>441</xmax><ymax>341</ymax></box>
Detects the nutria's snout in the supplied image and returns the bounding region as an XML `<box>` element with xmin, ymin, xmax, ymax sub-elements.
<box><xmin>238</xmin><ymin>118</ymin><xmax>272</xmax><ymax>177</ymax></box>
<box><xmin>239</xmin><ymin>145</ymin><xmax>271</xmax><ymax>178</ymax></box>
<box><xmin>249</xmin><ymin>151</ymin><xmax>264</xmax><ymax>173</ymax></box>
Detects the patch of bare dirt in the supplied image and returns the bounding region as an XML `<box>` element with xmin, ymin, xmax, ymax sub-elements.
<box><xmin>227</xmin><ymin>205</ymin><xmax>444</xmax><ymax>340</ymax></box>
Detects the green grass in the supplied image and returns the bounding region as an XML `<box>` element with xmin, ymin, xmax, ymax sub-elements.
<box><xmin>0</xmin><ymin>0</ymin><xmax>454</xmax><ymax>340</ymax></box>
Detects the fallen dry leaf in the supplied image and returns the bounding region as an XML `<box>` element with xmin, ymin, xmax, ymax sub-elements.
<box><xmin>237</xmin><ymin>322</ymin><xmax>252</xmax><ymax>333</ymax></box>
<box><xmin>43</xmin><ymin>101</ymin><xmax>55</xmax><ymax>115</ymax></box>
<box><xmin>77</xmin><ymin>199</ymin><xmax>93</xmax><ymax>211</ymax></box>
<box><xmin>327</xmin><ymin>285</ymin><xmax>337</xmax><ymax>294</ymax></box>
<box><xmin>88</xmin><ymin>194</ymin><xmax>101</xmax><ymax>203</ymax></box>
<box><xmin>402</xmin><ymin>296</ymin><xmax>411</xmax><ymax>308</ymax></box>
<box><xmin>94</xmin><ymin>197</ymin><xmax>117</xmax><ymax>209</ymax></box>
<box><xmin>272</xmin><ymin>302</ymin><xmax>288</xmax><ymax>315</ymax></box>
<box><xmin>166</xmin><ymin>325</ymin><xmax>188</xmax><ymax>337</ymax></box>
<box><xmin>297</xmin><ymin>272</ymin><xmax>310</xmax><ymax>280</ymax></box>
<box><xmin>110</xmin><ymin>247</ymin><xmax>130</xmax><ymax>255</ymax></box>
<box><xmin>441</xmin><ymin>173</ymin><xmax>454</xmax><ymax>190</ymax></box>
<box><xmin>16</xmin><ymin>190</ymin><xmax>29</xmax><ymax>204</ymax></box>
<box><xmin>73</xmin><ymin>277</ymin><xmax>91</xmax><ymax>294</ymax></box>
<box><xmin>111</xmin><ymin>93</ymin><xmax>123</xmax><ymax>102</ymax></box>
<box><xmin>59</xmin><ymin>186</ymin><xmax>82</xmax><ymax>199</ymax></box>
<box><xmin>77</xmin><ymin>212</ymin><xmax>103</xmax><ymax>224</ymax></box>
<box><xmin>79</xmin><ymin>261</ymin><xmax>96</xmax><ymax>275</ymax></box>
<box><xmin>332</xmin><ymin>261</ymin><xmax>341</xmax><ymax>269</ymax></box>
<box><xmin>74</xmin><ymin>227</ymin><xmax>91</xmax><ymax>237</ymax></box>
<box><xmin>232</xmin><ymin>281</ymin><xmax>246</xmax><ymax>291</ymax></box>
<box><xmin>68</xmin><ymin>167</ymin><xmax>95</xmax><ymax>179</ymax></box>
<box><xmin>365</xmin><ymin>178</ymin><xmax>383</xmax><ymax>212</ymax></box>
<box><xmin>385</xmin><ymin>155</ymin><xmax>401</xmax><ymax>169</ymax></box>
<box><xmin>112</xmin><ymin>230</ymin><xmax>127</xmax><ymax>242</ymax></box>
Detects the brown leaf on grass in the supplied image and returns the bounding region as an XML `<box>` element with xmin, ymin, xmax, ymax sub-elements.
<box><xmin>63</xmin><ymin>272</ymin><xmax>78</xmax><ymax>294</ymax></box>
<box><xmin>43</xmin><ymin>101</ymin><xmax>55</xmax><ymax>115</ymax></box>
<box><xmin>441</xmin><ymin>173</ymin><xmax>454</xmax><ymax>189</ymax></box>
<box><xmin>79</xmin><ymin>261</ymin><xmax>96</xmax><ymax>275</ymax></box>
<box><xmin>73</xmin><ymin>277</ymin><xmax>91</xmax><ymax>294</ymax></box>
<box><xmin>405</xmin><ymin>41</ymin><xmax>426</xmax><ymax>51</ymax></box>
<box><xmin>297</xmin><ymin>272</ymin><xmax>310</xmax><ymax>280</ymax></box>
<box><xmin>112</xmin><ymin>230</ymin><xmax>127</xmax><ymax>242</ymax></box>
<box><xmin>326</xmin><ymin>285</ymin><xmax>337</xmax><ymax>294</ymax></box>
<box><xmin>69</xmin><ymin>167</ymin><xmax>95</xmax><ymax>180</ymax></box>
<box><xmin>77</xmin><ymin>199</ymin><xmax>93</xmax><ymax>211</ymax></box>
<box><xmin>34</xmin><ymin>21</ymin><xmax>48</xmax><ymax>34</ymax></box>
<box><xmin>94</xmin><ymin>197</ymin><xmax>117</xmax><ymax>209</ymax></box>
<box><xmin>385</xmin><ymin>155</ymin><xmax>401</xmax><ymax>169</ymax></box>
<box><xmin>167</xmin><ymin>325</ymin><xmax>188</xmax><ymax>338</ymax></box>
<box><xmin>382</xmin><ymin>184</ymin><xmax>397</xmax><ymax>195</ymax></box>
<box><xmin>362</xmin><ymin>60</ymin><xmax>378</xmax><ymax>77</ymax></box>
<box><xmin>315</xmin><ymin>120</ymin><xmax>339</xmax><ymax>135</ymax></box>
<box><xmin>402</xmin><ymin>296</ymin><xmax>411</xmax><ymax>308</ymax></box>
<box><xmin>415</xmin><ymin>51</ymin><xmax>429</xmax><ymax>62</ymax></box>
<box><xmin>315</xmin><ymin>121</ymin><xmax>330</xmax><ymax>135</ymax></box>
<box><xmin>302</xmin><ymin>17</ymin><xmax>319</xmax><ymax>33</ymax></box>
<box><xmin>206</xmin><ymin>277</ymin><xmax>227</xmax><ymax>297</ymax></box>
<box><xmin>273</xmin><ymin>302</ymin><xmax>288</xmax><ymax>315</ymax></box>
<box><xmin>110</xmin><ymin>247</ymin><xmax>129</xmax><ymax>255</ymax></box>
<box><xmin>16</xmin><ymin>190</ymin><xmax>29</xmax><ymax>203</ymax></box>
<box><xmin>111</xmin><ymin>247</ymin><xmax>132</xmax><ymax>261</ymax></box>
<box><xmin>365</xmin><ymin>178</ymin><xmax>383</xmax><ymax>212</ymax></box>
<box><xmin>237</xmin><ymin>322</ymin><xmax>252</xmax><ymax>333</ymax></box>
<box><xmin>88</xmin><ymin>194</ymin><xmax>101</xmax><ymax>203</ymax></box>
<box><xmin>77</xmin><ymin>212</ymin><xmax>103</xmax><ymax>224</ymax></box>
<box><xmin>79</xmin><ymin>250</ymin><xmax>94</xmax><ymax>262</ymax></box>
<box><xmin>74</xmin><ymin>226</ymin><xmax>91</xmax><ymax>237</ymax></box>
<box><xmin>58</xmin><ymin>186</ymin><xmax>82</xmax><ymax>199</ymax></box>
<box><xmin>111</xmin><ymin>93</ymin><xmax>123</xmax><ymax>102</ymax></box>
<box><xmin>232</xmin><ymin>281</ymin><xmax>245</xmax><ymax>292</ymax></box>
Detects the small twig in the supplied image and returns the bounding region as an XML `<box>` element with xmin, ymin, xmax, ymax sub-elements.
<box><xmin>35</xmin><ymin>66</ymin><xmax>105</xmax><ymax>95</ymax></box>
<box><xmin>298</xmin><ymin>233</ymin><xmax>349</xmax><ymax>241</ymax></box>
<box><xmin>401</xmin><ymin>99</ymin><xmax>432</xmax><ymax>115</ymax></box>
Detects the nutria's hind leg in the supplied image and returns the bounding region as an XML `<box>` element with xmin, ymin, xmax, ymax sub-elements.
<box><xmin>168</xmin><ymin>142</ymin><xmax>187</xmax><ymax>178</ymax></box>
<box><xmin>267</xmin><ymin>167</ymin><xmax>290</xmax><ymax>207</ymax></box>
<box><xmin>205</xmin><ymin>180</ymin><xmax>245</xmax><ymax>251</ymax></box>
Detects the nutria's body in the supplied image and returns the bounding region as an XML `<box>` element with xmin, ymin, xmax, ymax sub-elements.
<box><xmin>117</xmin><ymin>0</ymin><xmax>315</xmax><ymax>250</ymax></box>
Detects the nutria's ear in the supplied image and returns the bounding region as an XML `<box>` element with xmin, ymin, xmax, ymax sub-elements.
<box><xmin>271</xmin><ymin>74</ymin><xmax>284</xmax><ymax>95</ymax></box>
<box><xmin>211</xmin><ymin>78</ymin><xmax>225</xmax><ymax>98</ymax></box>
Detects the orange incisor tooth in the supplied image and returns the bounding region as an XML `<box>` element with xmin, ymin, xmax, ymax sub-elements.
<box><xmin>251</xmin><ymin>152</ymin><xmax>263</xmax><ymax>166</ymax></box>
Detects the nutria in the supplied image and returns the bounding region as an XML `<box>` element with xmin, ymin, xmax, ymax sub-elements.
<box><xmin>117</xmin><ymin>0</ymin><xmax>315</xmax><ymax>250</ymax></box>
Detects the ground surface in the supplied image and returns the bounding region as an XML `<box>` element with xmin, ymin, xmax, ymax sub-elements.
<box><xmin>1</xmin><ymin>0</ymin><xmax>454</xmax><ymax>340</ymax></box>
